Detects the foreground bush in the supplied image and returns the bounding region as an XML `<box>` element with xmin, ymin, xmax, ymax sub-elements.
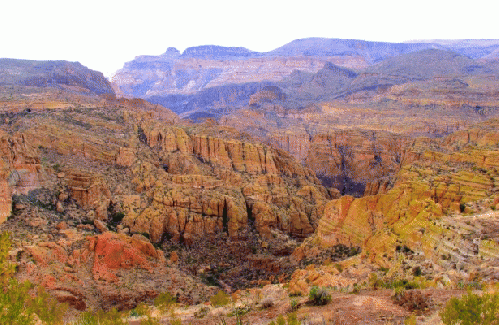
<box><xmin>392</xmin><ymin>288</ymin><xmax>432</xmax><ymax>314</ymax></box>
<box><xmin>154</xmin><ymin>291</ymin><xmax>176</xmax><ymax>314</ymax></box>
<box><xmin>308</xmin><ymin>286</ymin><xmax>331</xmax><ymax>306</ymax></box>
<box><xmin>440</xmin><ymin>290</ymin><xmax>499</xmax><ymax>325</ymax></box>
<box><xmin>0</xmin><ymin>232</ymin><xmax>68</xmax><ymax>325</ymax></box>
<box><xmin>0</xmin><ymin>278</ymin><xmax>36</xmax><ymax>325</ymax></box>
<box><xmin>210</xmin><ymin>290</ymin><xmax>230</xmax><ymax>307</ymax></box>
<box><xmin>73</xmin><ymin>308</ymin><xmax>127</xmax><ymax>325</ymax></box>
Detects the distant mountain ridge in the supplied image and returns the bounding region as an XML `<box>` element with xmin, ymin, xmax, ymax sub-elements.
<box><xmin>0</xmin><ymin>59</ymin><xmax>114</xmax><ymax>95</ymax></box>
<box><xmin>112</xmin><ymin>38</ymin><xmax>499</xmax><ymax>118</ymax></box>
<box><xmin>180</xmin><ymin>45</ymin><xmax>260</xmax><ymax>59</ymax></box>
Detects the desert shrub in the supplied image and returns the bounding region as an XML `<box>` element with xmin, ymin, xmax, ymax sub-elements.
<box><xmin>383</xmin><ymin>278</ymin><xmax>424</xmax><ymax>290</ymax></box>
<box><xmin>368</xmin><ymin>273</ymin><xmax>383</xmax><ymax>289</ymax></box>
<box><xmin>1</xmin><ymin>232</ymin><xmax>68</xmax><ymax>325</ymax></box>
<box><xmin>28</xmin><ymin>285</ymin><xmax>68</xmax><ymax>325</ymax></box>
<box><xmin>308</xmin><ymin>286</ymin><xmax>331</xmax><ymax>306</ymax></box>
<box><xmin>440</xmin><ymin>291</ymin><xmax>499</xmax><ymax>325</ymax></box>
<box><xmin>229</xmin><ymin>305</ymin><xmax>251</xmax><ymax>317</ymax></box>
<box><xmin>132</xmin><ymin>303</ymin><xmax>150</xmax><ymax>316</ymax></box>
<box><xmin>210</xmin><ymin>290</ymin><xmax>230</xmax><ymax>307</ymax></box>
<box><xmin>275</xmin><ymin>315</ymin><xmax>286</xmax><ymax>325</ymax></box>
<box><xmin>413</xmin><ymin>266</ymin><xmax>422</xmax><ymax>277</ymax></box>
<box><xmin>73</xmin><ymin>308</ymin><xmax>126</xmax><ymax>325</ymax></box>
<box><xmin>0</xmin><ymin>232</ymin><xmax>15</xmax><ymax>285</ymax></box>
<box><xmin>260</xmin><ymin>297</ymin><xmax>274</xmax><ymax>308</ymax></box>
<box><xmin>111</xmin><ymin>212</ymin><xmax>125</xmax><ymax>224</ymax></box>
<box><xmin>460</xmin><ymin>203</ymin><xmax>466</xmax><ymax>213</ymax></box>
<box><xmin>167</xmin><ymin>308</ymin><xmax>182</xmax><ymax>325</ymax></box>
<box><xmin>270</xmin><ymin>313</ymin><xmax>299</xmax><ymax>325</ymax></box>
<box><xmin>154</xmin><ymin>291</ymin><xmax>176</xmax><ymax>313</ymax></box>
<box><xmin>194</xmin><ymin>306</ymin><xmax>210</xmax><ymax>318</ymax></box>
<box><xmin>140</xmin><ymin>316</ymin><xmax>161</xmax><ymax>325</ymax></box>
<box><xmin>290</xmin><ymin>298</ymin><xmax>298</xmax><ymax>311</ymax></box>
<box><xmin>286</xmin><ymin>312</ymin><xmax>299</xmax><ymax>325</ymax></box>
<box><xmin>392</xmin><ymin>289</ymin><xmax>432</xmax><ymax>314</ymax></box>
<box><xmin>72</xmin><ymin>312</ymin><xmax>97</xmax><ymax>325</ymax></box>
<box><xmin>404</xmin><ymin>314</ymin><xmax>417</xmax><ymax>325</ymax></box>
<box><xmin>0</xmin><ymin>231</ymin><xmax>33</xmax><ymax>324</ymax></box>
<box><xmin>0</xmin><ymin>279</ymin><xmax>36</xmax><ymax>325</ymax></box>
<box><xmin>97</xmin><ymin>308</ymin><xmax>127</xmax><ymax>325</ymax></box>
<box><xmin>218</xmin><ymin>314</ymin><xmax>248</xmax><ymax>325</ymax></box>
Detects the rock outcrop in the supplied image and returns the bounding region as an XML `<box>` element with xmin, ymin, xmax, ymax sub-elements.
<box><xmin>0</xmin><ymin>131</ymin><xmax>42</xmax><ymax>223</ymax></box>
<box><xmin>20</xmin><ymin>231</ymin><xmax>214</xmax><ymax>311</ymax></box>
<box><xmin>122</xmin><ymin>121</ymin><xmax>327</xmax><ymax>243</ymax></box>
<box><xmin>64</xmin><ymin>170</ymin><xmax>112</xmax><ymax>221</ymax></box>
<box><xmin>0</xmin><ymin>178</ymin><xmax>11</xmax><ymax>224</ymax></box>
<box><xmin>314</xmin><ymin>119</ymin><xmax>499</xmax><ymax>266</ymax></box>
<box><xmin>269</xmin><ymin>129</ymin><xmax>410</xmax><ymax>196</ymax></box>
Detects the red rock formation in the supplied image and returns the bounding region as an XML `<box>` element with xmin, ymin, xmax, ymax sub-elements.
<box><xmin>0</xmin><ymin>178</ymin><xmax>11</xmax><ymax>223</ymax></box>
<box><xmin>65</xmin><ymin>170</ymin><xmax>111</xmax><ymax>220</ymax></box>
<box><xmin>89</xmin><ymin>232</ymin><xmax>158</xmax><ymax>282</ymax></box>
<box><xmin>20</xmin><ymin>231</ymin><xmax>213</xmax><ymax>311</ymax></box>
<box><xmin>270</xmin><ymin>129</ymin><xmax>410</xmax><ymax>195</ymax></box>
<box><xmin>0</xmin><ymin>131</ymin><xmax>42</xmax><ymax>223</ymax></box>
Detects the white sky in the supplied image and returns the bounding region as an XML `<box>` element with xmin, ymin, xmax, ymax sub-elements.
<box><xmin>1</xmin><ymin>0</ymin><xmax>498</xmax><ymax>77</ymax></box>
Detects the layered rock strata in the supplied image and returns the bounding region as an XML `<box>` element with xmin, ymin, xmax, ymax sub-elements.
<box><xmin>0</xmin><ymin>131</ymin><xmax>42</xmax><ymax>222</ymax></box>
<box><xmin>122</xmin><ymin>121</ymin><xmax>328</xmax><ymax>244</ymax></box>
<box><xmin>314</xmin><ymin>119</ymin><xmax>499</xmax><ymax>266</ymax></box>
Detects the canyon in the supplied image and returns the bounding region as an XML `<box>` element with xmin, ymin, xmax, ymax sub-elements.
<box><xmin>1</xmin><ymin>38</ymin><xmax>499</xmax><ymax>324</ymax></box>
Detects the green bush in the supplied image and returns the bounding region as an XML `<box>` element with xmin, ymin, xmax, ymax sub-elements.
<box><xmin>111</xmin><ymin>212</ymin><xmax>125</xmax><ymax>224</ymax></box>
<box><xmin>1</xmin><ymin>231</ymin><xmax>68</xmax><ymax>325</ymax></box>
<box><xmin>392</xmin><ymin>289</ymin><xmax>431</xmax><ymax>313</ymax></box>
<box><xmin>132</xmin><ymin>303</ymin><xmax>150</xmax><ymax>317</ymax></box>
<box><xmin>140</xmin><ymin>316</ymin><xmax>161</xmax><ymax>325</ymax></box>
<box><xmin>0</xmin><ymin>278</ymin><xmax>36</xmax><ymax>325</ymax></box>
<box><xmin>286</xmin><ymin>312</ymin><xmax>299</xmax><ymax>325</ymax></box>
<box><xmin>0</xmin><ymin>232</ymin><xmax>15</xmax><ymax>285</ymax></box>
<box><xmin>440</xmin><ymin>291</ymin><xmax>499</xmax><ymax>325</ymax></box>
<box><xmin>404</xmin><ymin>314</ymin><xmax>417</xmax><ymax>325</ymax></box>
<box><xmin>270</xmin><ymin>313</ymin><xmax>299</xmax><ymax>325</ymax></box>
<box><xmin>28</xmin><ymin>285</ymin><xmax>68</xmax><ymax>324</ymax></box>
<box><xmin>277</xmin><ymin>314</ymin><xmax>286</xmax><ymax>325</ymax></box>
<box><xmin>73</xmin><ymin>308</ymin><xmax>127</xmax><ymax>325</ymax></box>
<box><xmin>308</xmin><ymin>286</ymin><xmax>331</xmax><ymax>306</ymax></box>
<box><xmin>383</xmin><ymin>278</ymin><xmax>423</xmax><ymax>290</ymax></box>
<box><xmin>210</xmin><ymin>290</ymin><xmax>230</xmax><ymax>307</ymax></box>
<box><xmin>0</xmin><ymin>231</ymin><xmax>34</xmax><ymax>324</ymax></box>
<box><xmin>154</xmin><ymin>291</ymin><xmax>176</xmax><ymax>314</ymax></box>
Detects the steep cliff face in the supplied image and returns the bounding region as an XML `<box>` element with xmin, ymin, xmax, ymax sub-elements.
<box><xmin>120</xmin><ymin>118</ymin><xmax>327</xmax><ymax>243</ymax></box>
<box><xmin>314</xmin><ymin>119</ymin><xmax>499</xmax><ymax>266</ymax></box>
<box><xmin>0</xmin><ymin>131</ymin><xmax>42</xmax><ymax>222</ymax></box>
<box><xmin>268</xmin><ymin>129</ymin><xmax>411</xmax><ymax>196</ymax></box>
<box><xmin>112</xmin><ymin>52</ymin><xmax>361</xmax><ymax>99</ymax></box>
